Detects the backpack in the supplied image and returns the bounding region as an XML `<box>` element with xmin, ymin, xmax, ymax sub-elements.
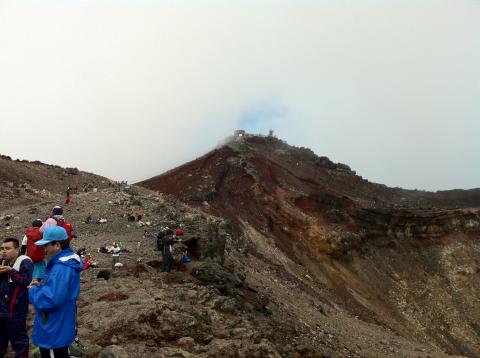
<box><xmin>25</xmin><ymin>227</ymin><xmax>45</xmax><ymax>262</ymax></box>
<box><xmin>57</xmin><ymin>220</ymin><xmax>73</xmax><ymax>240</ymax></box>
<box><xmin>157</xmin><ymin>235</ymin><xmax>173</xmax><ymax>255</ymax></box>
<box><xmin>156</xmin><ymin>235</ymin><xmax>164</xmax><ymax>251</ymax></box>
<box><xmin>156</xmin><ymin>232</ymin><xmax>166</xmax><ymax>251</ymax></box>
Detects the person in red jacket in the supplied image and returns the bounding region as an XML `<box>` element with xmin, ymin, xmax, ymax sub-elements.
<box><xmin>65</xmin><ymin>187</ymin><xmax>72</xmax><ymax>205</ymax></box>
<box><xmin>54</xmin><ymin>216</ymin><xmax>73</xmax><ymax>241</ymax></box>
<box><xmin>21</xmin><ymin>219</ymin><xmax>46</xmax><ymax>283</ymax></box>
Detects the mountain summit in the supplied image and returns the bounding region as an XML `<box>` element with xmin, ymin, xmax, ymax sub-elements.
<box><xmin>1</xmin><ymin>134</ymin><xmax>479</xmax><ymax>356</ymax></box>
<box><xmin>140</xmin><ymin>132</ymin><xmax>480</xmax><ymax>356</ymax></box>
<box><xmin>139</xmin><ymin>132</ymin><xmax>480</xmax><ymax>254</ymax></box>
<box><xmin>139</xmin><ymin>131</ymin><xmax>480</xmax><ymax>209</ymax></box>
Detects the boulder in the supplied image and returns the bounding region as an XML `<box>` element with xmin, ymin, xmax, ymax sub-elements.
<box><xmin>98</xmin><ymin>345</ymin><xmax>129</xmax><ymax>358</ymax></box>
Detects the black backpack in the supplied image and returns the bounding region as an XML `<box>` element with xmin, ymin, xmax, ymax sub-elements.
<box><xmin>156</xmin><ymin>232</ymin><xmax>165</xmax><ymax>251</ymax></box>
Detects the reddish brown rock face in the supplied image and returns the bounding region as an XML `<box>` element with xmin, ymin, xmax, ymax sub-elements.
<box><xmin>139</xmin><ymin>135</ymin><xmax>480</xmax><ymax>255</ymax></box>
<box><xmin>140</xmin><ymin>135</ymin><xmax>480</xmax><ymax>356</ymax></box>
<box><xmin>3</xmin><ymin>135</ymin><xmax>479</xmax><ymax>356</ymax></box>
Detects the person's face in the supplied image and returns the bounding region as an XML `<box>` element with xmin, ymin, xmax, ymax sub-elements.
<box><xmin>44</xmin><ymin>242</ymin><xmax>61</xmax><ymax>260</ymax></box>
<box><xmin>1</xmin><ymin>242</ymin><xmax>19</xmax><ymax>262</ymax></box>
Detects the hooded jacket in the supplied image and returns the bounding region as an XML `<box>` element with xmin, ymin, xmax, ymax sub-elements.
<box><xmin>40</xmin><ymin>217</ymin><xmax>73</xmax><ymax>240</ymax></box>
<box><xmin>0</xmin><ymin>255</ymin><xmax>33</xmax><ymax>319</ymax></box>
<box><xmin>29</xmin><ymin>247</ymin><xmax>83</xmax><ymax>349</ymax></box>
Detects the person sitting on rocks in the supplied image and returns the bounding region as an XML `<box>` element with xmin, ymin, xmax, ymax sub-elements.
<box><xmin>82</xmin><ymin>255</ymin><xmax>97</xmax><ymax>270</ymax></box>
<box><xmin>111</xmin><ymin>243</ymin><xmax>121</xmax><ymax>268</ymax></box>
<box><xmin>172</xmin><ymin>229</ymin><xmax>188</xmax><ymax>265</ymax></box>
<box><xmin>174</xmin><ymin>228</ymin><xmax>184</xmax><ymax>241</ymax></box>
<box><xmin>134</xmin><ymin>207</ymin><xmax>143</xmax><ymax>221</ymax></box>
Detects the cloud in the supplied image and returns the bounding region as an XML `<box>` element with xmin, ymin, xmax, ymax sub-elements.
<box><xmin>236</xmin><ymin>100</ymin><xmax>289</xmax><ymax>134</ymax></box>
<box><xmin>0</xmin><ymin>0</ymin><xmax>478</xmax><ymax>190</ymax></box>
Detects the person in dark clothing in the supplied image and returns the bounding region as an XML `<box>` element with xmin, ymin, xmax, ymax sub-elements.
<box><xmin>0</xmin><ymin>237</ymin><xmax>33</xmax><ymax>358</ymax></box>
<box><xmin>161</xmin><ymin>230</ymin><xmax>175</xmax><ymax>273</ymax></box>
<box><xmin>156</xmin><ymin>231</ymin><xmax>165</xmax><ymax>251</ymax></box>
<box><xmin>65</xmin><ymin>188</ymin><xmax>71</xmax><ymax>205</ymax></box>
<box><xmin>134</xmin><ymin>207</ymin><xmax>143</xmax><ymax>221</ymax></box>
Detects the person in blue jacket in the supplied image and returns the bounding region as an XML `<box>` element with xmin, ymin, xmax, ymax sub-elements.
<box><xmin>29</xmin><ymin>226</ymin><xmax>82</xmax><ymax>358</ymax></box>
<box><xmin>0</xmin><ymin>237</ymin><xmax>33</xmax><ymax>358</ymax></box>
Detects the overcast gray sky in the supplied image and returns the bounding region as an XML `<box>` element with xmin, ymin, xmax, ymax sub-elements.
<box><xmin>0</xmin><ymin>0</ymin><xmax>478</xmax><ymax>191</ymax></box>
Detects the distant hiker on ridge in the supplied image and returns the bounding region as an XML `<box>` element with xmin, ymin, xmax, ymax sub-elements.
<box><xmin>65</xmin><ymin>187</ymin><xmax>72</xmax><ymax>205</ymax></box>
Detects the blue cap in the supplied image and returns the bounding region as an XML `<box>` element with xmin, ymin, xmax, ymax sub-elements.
<box><xmin>35</xmin><ymin>226</ymin><xmax>68</xmax><ymax>246</ymax></box>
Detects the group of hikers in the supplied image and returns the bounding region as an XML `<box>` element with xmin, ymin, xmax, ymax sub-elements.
<box><xmin>156</xmin><ymin>228</ymin><xmax>190</xmax><ymax>273</ymax></box>
<box><xmin>0</xmin><ymin>205</ymin><xmax>81</xmax><ymax>358</ymax></box>
<box><xmin>0</xmin><ymin>201</ymin><xmax>191</xmax><ymax>357</ymax></box>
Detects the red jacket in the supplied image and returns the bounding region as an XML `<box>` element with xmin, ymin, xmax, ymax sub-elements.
<box><xmin>25</xmin><ymin>227</ymin><xmax>45</xmax><ymax>262</ymax></box>
<box><xmin>57</xmin><ymin>220</ymin><xmax>73</xmax><ymax>240</ymax></box>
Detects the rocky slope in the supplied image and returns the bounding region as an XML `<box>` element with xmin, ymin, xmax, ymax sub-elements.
<box><xmin>0</xmin><ymin>154</ymin><xmax>113</xmax><ymax>211</ymax></box>
<box><xmin>0</xmin><ymin>135</ymin><xmax>479</xmax><ymax>357</ymax></box>
<box><xmin>0</xmin><ymin>184</ymin><xmax>461</xmax><ymax>358</ymax></box>
<box><xmin>139</xmin><ymin>134</ymin><xmax>480</xmax><ymax>357</ymax></box>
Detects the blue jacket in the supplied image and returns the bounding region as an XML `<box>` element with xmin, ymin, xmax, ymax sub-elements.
<box><xmin>0</xmin><ymin>255</ymin><xmax>33</xmax><ymax>319</ymax></box>
<box><xmin>29</xmin><ymin>247</ymin><xmax>83</xmax><ymax>349</ymax></box>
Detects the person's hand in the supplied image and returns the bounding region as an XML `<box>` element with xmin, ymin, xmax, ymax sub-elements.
<box><xmin>0</xmin><ymin>265</ymin><xmax>12</xmax><ymax>273</ymax></box>
<box><xmin>28</xmin><ymin>280</ymin><xmax>40</xmax><ymax>289</ymax></box>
